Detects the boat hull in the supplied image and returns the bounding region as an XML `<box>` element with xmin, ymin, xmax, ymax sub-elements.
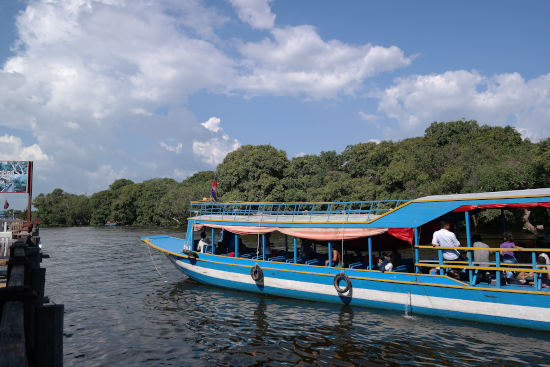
<box><xmin>168</xmin><ymin>253</ymin><xmax>550</xmax><ymax>331</ymax></box>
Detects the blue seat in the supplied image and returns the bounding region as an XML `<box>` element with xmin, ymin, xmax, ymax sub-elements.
<box><xmin>286</xmin><ymin>257</ymin><xmax>304</xmax><ymax>263</ymax></box>
<box><xmin>349</xmin><ymin>262</ymin><xmax>365</xmax><ymax>269</ymax></box>
<box><xmin>240</xmin><ymin>253</ymin><xmax>253</xmax><ymax>258</ymax></box>
<box><xmin>306</xmin><ymin>259</ymin><xmax>321</xmax><ymax>266</ymax></box>
<box><xmin>393</xmin><ymin>264</ymin><xmax>408</xmax><ymax>273</ymax></box>
<box><xmin>268</xmin><ymin>256</ymin><xmax>286</xmax><ymax>262</ymax></box>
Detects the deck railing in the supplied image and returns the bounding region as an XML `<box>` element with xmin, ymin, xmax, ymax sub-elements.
<box><xmin>415</xmin><ymin>245</ymin><xmax>550</xmax><ymax>289</ymax></box>
<box><xmin>190</xmin><ymin>200</ymin><xmax>409</xmax><ymax>222</ymax></box>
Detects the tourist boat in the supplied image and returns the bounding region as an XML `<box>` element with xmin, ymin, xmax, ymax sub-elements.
<box><xmin>142</xmin><ymin>188</ymin><xmax>550</xmax><ymax>331</ymax></box>
<box><xmin>105</xmin><ymin>221</ymin><xmax>120</xmax><ymax>227</ymax></box>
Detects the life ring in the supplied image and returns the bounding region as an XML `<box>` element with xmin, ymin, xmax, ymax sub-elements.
<box><xmin>251</xmin><ymin>264</ymin><xmax>264</xmax><ymax>282</ymax></box>
<box><xmin>333</xmin><ymin>272</ymin><xmax>351</xmax><ymax>293</ymax></box>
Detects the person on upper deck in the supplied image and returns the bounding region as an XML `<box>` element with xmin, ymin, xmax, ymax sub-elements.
<box><xmin>432</xmin><ymin>220</ymin><xmax>461</xmax><ymax>261</ymax></box>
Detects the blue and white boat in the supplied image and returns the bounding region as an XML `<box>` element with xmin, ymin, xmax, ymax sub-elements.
<box><xmin>142</xmin><ymin>188</ymin><xmax>550</xmax><ymax>331</ymax></box>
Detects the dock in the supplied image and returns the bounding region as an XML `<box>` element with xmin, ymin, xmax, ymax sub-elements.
<box><xmin>0</xmin><ymin>222</ymin><xmax>63</xmax><ymax>367</ymax></box>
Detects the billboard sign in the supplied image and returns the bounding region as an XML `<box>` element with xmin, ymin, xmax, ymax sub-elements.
<box><xmin>0</xmin><ymin>161</ymin><xmax>30</xmax><ymax>193</ymax></box>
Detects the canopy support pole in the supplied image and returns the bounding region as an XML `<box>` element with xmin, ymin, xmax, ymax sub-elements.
<box><xmin>414</xmin><ymin>228</ymin><xmax>419</xmax><ymax>274</ymax></box>
<box><xmin>328</xmin><ymin>241</ymin><xmax>332</xmax><ymax>267</ymax></box>
<box><xmin>235</xmin><ymin>233</ymin><xmax>239</xmax><ymax>258</ymax></box>
<box><xmin>211</xmin><ymin>228</ymin><xmax>216</xmax><ymax>254</ymax></box>
<box><xmin>293</xmin><ymin>237</ymin><xmax>297</xmax><ymax>264</ymax></box>
<box><xmin>368</xmin><ymin>237</ymin><xmax>373</xmax><ymax>270</ymax></box>
<box><xmin>262</xmin><ymin>234</ymin><xmax>266</xmax><ymax>261</ymax></box>
<box><xmin>465</xmin><ymin>211</ymin><xmax>473</xmax><ymax>284</ymax></box>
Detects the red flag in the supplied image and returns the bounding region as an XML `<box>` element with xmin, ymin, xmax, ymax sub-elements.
<box><xmin>211</xmin><ymin>176</ymin><xmax>218</xmax><ymax>202</ymax></box>
<box><xmin>3</xmin><ymin>200</ymin><xmax>8</xmax><ymax>210</ymax></box>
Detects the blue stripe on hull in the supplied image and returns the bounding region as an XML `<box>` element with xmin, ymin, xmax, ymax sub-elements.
<box><xmin>169</xmin><ymin>256</ymin><xmax>550</xmax><ymax>331</ymax></box>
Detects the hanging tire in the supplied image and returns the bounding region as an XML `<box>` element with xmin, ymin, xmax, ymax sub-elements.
<box><xmin>334</xmin><ymin>272</ymin><xmax>351</xmax><ymax>294</ymax></box>
<box><xmin>251</xmin><ymin>264</ymin><xmax>264</xmax><ymax>282</ymax></box>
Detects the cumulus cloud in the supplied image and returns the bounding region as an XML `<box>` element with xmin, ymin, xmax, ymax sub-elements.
<box><xmin>201</xmin><ymin>117</ymin><xmax>222</xmax><ymax>132</ymax></box>
<box><xmin>0</xmin><ymin>0</ymin><xmax>411</xmax><ymax>194</ymax></box>
<box><xmin>229</xmin><ymin>0</ymin><xmax>275</xmax><ymax>30</ymax></box>
<box><xmin>237</xmin><ymin>25</ymin><xmax>412</xmax><ymax>99</ymax></box>
<box><xmin>193</xmin><ymin>117</ymin><xmax>240</xmax><ymax>165</ymax></box>
<box><xmin>376</xmin><ymin>70</ymin><xmax>550</xmax><ymax>140</ymax></box>
<box><xmin>0</xmin><ymin>135</ymin><xmax>49</xmax><ymax>161</ymax></box>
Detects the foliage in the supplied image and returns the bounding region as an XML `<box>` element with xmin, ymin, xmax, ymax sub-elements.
<box><xmin>31</xmin><ymin>120</ymin><xmax>549</xmax><ymax>228</ymax></box>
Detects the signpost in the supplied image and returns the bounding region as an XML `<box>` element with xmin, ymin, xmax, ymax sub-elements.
<box><xmin>0</xmin><ymin>161</ymin><xmax>33</xmax><ymax>221</ymax></box>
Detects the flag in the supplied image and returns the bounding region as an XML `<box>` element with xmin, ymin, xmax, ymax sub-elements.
<box><xmin>3</xmin><ymin>200</ymin><xmax>8</xmax><ymax>209</ymax></box>
<box><xmin>211</xmin><ymin>175</ymin><xmax>218</xmax><ymax>202</ymax></box>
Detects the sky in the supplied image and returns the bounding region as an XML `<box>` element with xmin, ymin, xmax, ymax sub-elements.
<box><xmin>0</xmin><ymin>0</ymin><xmax>549</xmax><ymax>208</ymax></box>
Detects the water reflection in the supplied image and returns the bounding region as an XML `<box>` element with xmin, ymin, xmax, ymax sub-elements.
<box><xmin>39</xmin><ymin>227</ymin><xmax>550</xmax><ymax>366</ymax></box>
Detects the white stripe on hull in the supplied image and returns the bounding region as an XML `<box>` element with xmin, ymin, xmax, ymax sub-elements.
<box><xmin>175</xmin><ymin>260</ymin><xmax>550</xmax><ymax>323</ymax></box>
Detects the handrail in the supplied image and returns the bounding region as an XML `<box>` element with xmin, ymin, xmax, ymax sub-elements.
<box><xmin>415</xmin><ymin>263</ymin><xmax>550</xmax><ymax>274</ymax></box>
<box><xmin>190</xmin><ymin>200</ymin><xmax>409</xmax><ymax>219</ymax></box>
<box><xmin>416</xmin><ymin>245</ymin><xmax>550</xmax><ymax>252</ymax></box>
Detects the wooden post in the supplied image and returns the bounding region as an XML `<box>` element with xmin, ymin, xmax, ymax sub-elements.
<box><xmin>35</xmin><ymin>305</ymin><xmax>64</xmax><ymax>367</ymax></box>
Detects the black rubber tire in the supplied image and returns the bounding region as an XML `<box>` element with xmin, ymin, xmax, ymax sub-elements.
<box><xmin>333</xmin><ymin>272</ymin><xmax>351</xmax><ymax>293</ymax></box>
<box><xmin>251</xmin><ymin>264</ymin><xmax>264</xmax><ymax>282</ymax></box>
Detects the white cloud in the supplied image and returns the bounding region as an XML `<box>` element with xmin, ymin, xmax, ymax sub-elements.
<box><xmin>237</xmin><ymin>25</ymin><xmax>412</xmax><ymax>99</ymax></box>
<box><xmin>376</xmin><ymin>70</ymin><xmax>550</xmax><ymax>140</ymax></box>
<box><xmin>160</xmin><ymin>142</ymin><xmax>183</xmax><ymax>154</ymax></box>
<box><xmin>201</xmin><ymin>116</ymin><xmax>222</xmax><ymax>132</ymax></box>
<box><xmin>0</xmin><ymin>135</ymin><xmax>49</xmax><ymax>161</ymax></box>
<box><xmin>358</xmin><ymin>111</ymin><xmax>380</xmax><ymax>122</ymax></box>
<box><xmin>229</xmin><ymin>0</ymin><xmax>275</xmax><ymax>30</ymax></box>
<box><xmin>194</xmin><ymin>116</ymin><xmax>240</xmax><ymax>165</ymax></box>
<box><xmin>193</xmin><ymin>138</ymin><xmax>240</xmax><ymax>166</ymax></box>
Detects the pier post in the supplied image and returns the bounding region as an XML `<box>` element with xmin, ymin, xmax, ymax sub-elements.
<box><xmin>293</xmin><ymin>237</ymin><xmax>297</xmax><ymax>264</ymax></box>
<box><xmin>211</xmin><ymin>228</ymin><xmax>215</xmax><ymax>254</ymax></box>
<box><xmin>328</xmin><ymin>242</ymin><xmax>332</xmax><ymax>267</ymax></box>
<box><xmin>368</xmin><ymin>237</ymin><xmax>373</xmax><ymax>270</ymax></box>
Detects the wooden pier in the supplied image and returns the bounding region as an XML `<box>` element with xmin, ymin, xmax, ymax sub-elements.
<box><xmin>0</xmin><ymin>223</ymin><xmax>63</xmax><ymax>367</ymax></box>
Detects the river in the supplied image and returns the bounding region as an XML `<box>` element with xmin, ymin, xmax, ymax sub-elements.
<box><xmin>41</xmin><ymin>227</ymin><xmax>550</xmax><ymax>366</ymax></box>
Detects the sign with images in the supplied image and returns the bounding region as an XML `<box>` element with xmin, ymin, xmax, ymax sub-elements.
<box><xmin>0</xmin><ymin>161</ymin><xmax>30</xmax><ymax>193</ymax></box>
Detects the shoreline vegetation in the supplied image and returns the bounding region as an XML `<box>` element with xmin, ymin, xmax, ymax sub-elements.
<box><xmin>31</xmin><ymin>120</ymin><xmax>550</xmax><ymax>229</ymax></box>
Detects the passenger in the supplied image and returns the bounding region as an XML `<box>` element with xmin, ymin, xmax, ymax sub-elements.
<box><xmin>472</xmin><ymin>234</ymin><xmax>490</xmax><ymax>263</ymax></box>
<box><xmin>197</xmin><ymin>231</ymin><xmax>211</xmax><ymax>253</ymax></box>
<box><xmin>523</xmin><ymin>210</ymin><xmax>550</xmax><ymax>244</ymax></box>
<box><xmin>432</xmin><ymin>220</ymin><xmax>461</xmax><ymax>261</ymax></box>
<box><xmin>325</xmin><ymin>249</ymin><xmax>342</xmax><ymax>267</ymax></box>
<box><xmin>500</xmin><ymin>232</ymin><xmax>523</xmax><ymax>278</ymax></box>
<box><xmin>301</xmin><ymin>240</ymin><xmax>315</xmax><ymax>260</ymax></box>
<box><xmin>377</xmin><ymin>253</ymin><xmax>393</xmax><ymax>272</ymax></box>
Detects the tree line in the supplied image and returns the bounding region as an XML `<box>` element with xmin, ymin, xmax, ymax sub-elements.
<box><xmin>32</xmin><ymin>120</ymin><xmax>550</xmax><ymax>227</ymax></box>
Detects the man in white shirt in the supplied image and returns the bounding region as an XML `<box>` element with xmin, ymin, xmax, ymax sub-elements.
<box><xmin>197</xmin><ymin>231</ymin><xmax>211</xmax><ymax>253</ymax></box>
<box><xmin>432</xmin><ymin>221</ymin><xmax>461</xmax><ymax>261</ymax></box>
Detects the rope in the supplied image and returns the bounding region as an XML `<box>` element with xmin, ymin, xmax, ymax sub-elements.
<box><xmin>147</xmin><ymin>243</ymin><xmax>167</xmax><ymax>281</ymax></box>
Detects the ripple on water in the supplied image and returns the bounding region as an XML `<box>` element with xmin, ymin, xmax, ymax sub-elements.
<box><xmin>40</xmin><ymin>227</ymin><xmax>550</xmax><ymax>366</ymax></box>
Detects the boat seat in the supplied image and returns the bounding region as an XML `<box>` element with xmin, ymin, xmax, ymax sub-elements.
<box><xmin>286</xmin><ymin>257</ymin><xmax>304</xmax><ymax>264</ymax></box>
<box><xmin>268</xmin><ymin>256</ymin><xmax>286</xmax><ymax>262</ymax></box>
<box><xmin>393</xmin><ymin>264</ymin><xmax>408</xmax><ymax>273</ymax></box>
<box><xmin>240</xmin><ymin>253</ymin><xmax>254</xmax><ymax>259</ymax></box>
<box><xmin>305</xmin><ymin>259</ymin><xmax>322</xmax><ymax>266</ymax></box>
<box><xmin>349</xmin><ymin>262</ymin><xmax>365</xmax><ymax>269</ymax></box>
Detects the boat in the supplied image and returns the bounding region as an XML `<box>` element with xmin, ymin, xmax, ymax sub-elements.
<box><xmin>105</xmin><ymin>221</ymin><xmax>120</xmax><ymax>227</ymax></box>
<box><xmin>142</xmin><ymin>188</ymin><xmax>550</xmax><ymax>331</ymax></box>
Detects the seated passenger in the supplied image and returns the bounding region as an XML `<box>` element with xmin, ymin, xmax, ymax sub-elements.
<box><xmin>197</xmin><ymin>231</ymin><xmax>211</xmax><ymax>253</ymax></box>
<box><xmin>325</xmin><ymin>249</ymin><xmax>342</xmax><ymax>267</ymax></box>
<box><xmin>432</xmin><ymin>221</ymin><xmax>461</xmax><ymax>261</ymax></box>
<box><xmin>500</xmin><ymin>232</ymin><xmax>523</xmax><ymax>278</ymax></box>
<box><xmin>377</xmin><ymin>253</ymin><xmax>393</xmax><ymax>272</ymax></box>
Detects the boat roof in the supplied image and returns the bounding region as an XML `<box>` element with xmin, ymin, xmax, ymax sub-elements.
<box><xmin>189</xmin><ymin>188</ymin><xmax>550</xmax><ymax>229</ymax></box>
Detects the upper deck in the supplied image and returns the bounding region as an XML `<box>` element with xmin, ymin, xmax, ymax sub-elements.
<box><xmin>189</xmin><ymin>188</ymin><xmax>550</xmax><ymax>229</ymax></box>
<box><xmin>189</xmin><ymin>200</ymin><xmax>408</xmax><ymax>226</ymax></box>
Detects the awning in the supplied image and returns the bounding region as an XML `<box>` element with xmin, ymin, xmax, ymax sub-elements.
<box><xmin>453</xmin><ymin>202</ymin><xmax>550</xmax><ymax>212</ymax></box>
<box><xmin>193</xmin><ymin>223</ymin><xmax>388</xmax><ymax>241</ymax></box>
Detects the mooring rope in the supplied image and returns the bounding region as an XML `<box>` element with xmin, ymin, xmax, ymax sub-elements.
<box><xmin>147</xmin><ymin>242</ymin><xmax>167</xmax><ymax>281</ymax></box>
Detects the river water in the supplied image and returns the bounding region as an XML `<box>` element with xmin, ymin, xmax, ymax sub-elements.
<box><xmin>41</xmin><ymin>227</ymin><xmax>550</xmax><ymax>366</ymax></box>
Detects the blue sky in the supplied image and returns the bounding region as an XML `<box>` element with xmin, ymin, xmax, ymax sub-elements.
<box><xmin>0</xmin><ymin>0</ymin><xmax>549</xmax><ymax>208</ymax></box>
